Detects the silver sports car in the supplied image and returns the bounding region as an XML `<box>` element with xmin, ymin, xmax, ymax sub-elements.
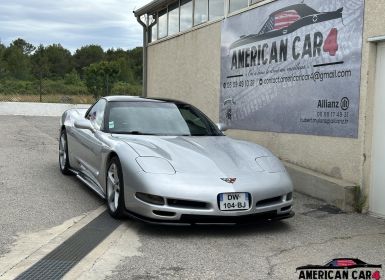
<box><xmin>59</xmin><ymin>96</ymin><xmax>294</xmax><ymax>224</ymax></box>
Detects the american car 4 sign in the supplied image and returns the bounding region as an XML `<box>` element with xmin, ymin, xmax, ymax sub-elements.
<box><xmin>219</xmin><ymin>0</ymin><xmax>364</xmax><ymax>138</ymax></box>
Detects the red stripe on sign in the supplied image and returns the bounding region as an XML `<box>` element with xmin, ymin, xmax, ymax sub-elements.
<box><xmin>336</xmin><ymin>260</ymin><xmax>356</xmax><ymax>267</ymax></box>
<box><xmin>273</xmin><ymin>10</ymin><xmax>300</xmax><ymax>30</ymax></box>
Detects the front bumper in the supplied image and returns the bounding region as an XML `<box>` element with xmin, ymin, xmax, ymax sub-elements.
<box><xmin>125</xmin><ymin>209</ymin><xmax>295</xmax><ymax>225</ymax></box>
<box><xmin>123</xmin><ymin>170</ymin><xmax>294</xmax><ymax>225</ymax></box>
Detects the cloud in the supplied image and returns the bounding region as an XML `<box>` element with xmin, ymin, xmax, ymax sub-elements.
<box><xmin>0</xmin><ymin>0</ymin><xmax>152</xmax><ymax>52</ymax></box>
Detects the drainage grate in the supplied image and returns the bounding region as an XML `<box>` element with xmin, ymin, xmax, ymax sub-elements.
<box><xmin>15</xmin><ymin>211</ymin><xmax>120</xmax><ymax>280</ymax></box>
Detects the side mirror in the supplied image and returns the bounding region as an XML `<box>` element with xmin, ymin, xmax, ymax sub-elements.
<box><xmin>74</xmin><ymin>119</ymin><xmax>95</xmax><ymax>133</ymax></box>
<box><xmin>216</xmin><ymin>123</ymin><xmax>228</xmax><ymax>132</ymax></box>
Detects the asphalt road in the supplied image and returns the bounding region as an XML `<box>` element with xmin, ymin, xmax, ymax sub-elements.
<box><xmin>109</xmin><ymin>194</ymin><xmax>385</xmax><ymax>280</ymax></box>
<box><xmin>1</xmin><ymin>115</ymin><xmax>385</xmax><ymax>280</ymax></box>
<box><xmin>0</xmin><ymin>115</ymin><xmax>103</xmax><ymax>256</ymax></box>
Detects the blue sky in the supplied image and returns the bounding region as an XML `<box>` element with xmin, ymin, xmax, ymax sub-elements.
<box><xmin>0</xmin><ymin>0</ymin><xmax>152</xmax><ymax>52</ymax></box>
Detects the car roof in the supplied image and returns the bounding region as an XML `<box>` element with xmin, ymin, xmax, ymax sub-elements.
<box><xmin>103</xmin><ymin>95</ymin><xmax>189</xmax><ymax>105</ymax></box>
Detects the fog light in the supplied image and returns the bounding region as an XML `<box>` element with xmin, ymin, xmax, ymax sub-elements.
<box><xmin>136</xmin><ymin>192</ymin><xmax>165</xmax><ymax>205</ymax></box>
<box><xmin>285</xmin><ymin>192</ymin><xmax>293</xmax><ymax>201</ymax></box>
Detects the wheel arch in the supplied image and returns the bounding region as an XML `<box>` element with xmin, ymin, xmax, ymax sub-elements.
<box><xmin>100</xmin><ymin>151</ymin><xmax>118</xmax><ymax>194</ymax></box>
<box><xmin>106</xmin><ymin>151</ymin><xmax>119</xmax><ymax>170</ymax></box>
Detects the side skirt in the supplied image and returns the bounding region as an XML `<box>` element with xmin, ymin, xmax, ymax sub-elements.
<box><xmin>70</xmin><ymin>168</ymin><xmax>106</xmax><ymax>199</ymax></box>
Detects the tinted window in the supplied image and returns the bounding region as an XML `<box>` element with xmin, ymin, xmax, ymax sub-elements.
<box><xmin>106</xmin><ymin>101</ymin><xmax>222</xmax><ymax>136</ymax></box>
<box><xmin>180</xmin><ymin>0</ymin><xmax>193</xmax><ymax>31</ymax></box>
<box><xmin>151</xmin><ymin>22</ymin><xmax>157</xmax><ymax>42</ymax></box>
<box><xmin>209</xmin><ymin>0</ymin><xmax>224</xmax><ymax>20</ymax></box>
<box><xmin>86</xmin><ymin>99</ymin><xmax>107</xmax><ymax>130</ymax></box>
<box><xmin>158</xmin><ymin>8</ymin><xmax>168</xmax><ymax>38</ymax></box>
<box><xmin>168</xmin><ymin>2</ymin><xmax>179</xmax><ymax>35</ymax></box>
<box><xmin>229</xmin><ymin>0</ymin><xmax>248</xmax><ymax>13</ymax></box>
<box><xmin>194</xmin><ymin>0</ymin><xmax>208</xmax><ymax>25</ymax></box>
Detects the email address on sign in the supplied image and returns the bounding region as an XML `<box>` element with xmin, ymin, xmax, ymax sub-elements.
<box><xmin>262</xmin><ymin>69</ymin><xmax>352</xmax><ymax>85</ymax></box>
<box><xmin>300</xmin><ymin>118</ymin><xmax>349</xmax><ymax>125</ymax></box>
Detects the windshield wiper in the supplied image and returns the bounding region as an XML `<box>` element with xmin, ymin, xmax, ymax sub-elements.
<box><xmin>112</xmin><ymin>131</ymin><xmax>159</xmax><ymax>135</ymax></box>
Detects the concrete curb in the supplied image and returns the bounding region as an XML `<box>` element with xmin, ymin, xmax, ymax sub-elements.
<box><xmin>0</xmin><ymin>102</ymin><xmax>91</xmax><ymax>117</ymax></box>
<box><xmin>285</xmin><ymin>161</ymin><xmax>357</xmax><ymax>212</ymax></box>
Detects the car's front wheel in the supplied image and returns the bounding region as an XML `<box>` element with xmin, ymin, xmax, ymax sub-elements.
<box><xmin>106</xmin><ymin>157</ymin><xmax>126</xmax><ymax>219</ymax></box>
<box><xmin>59</xmin><ymin>129</ymin><xmax>72</xmax><ymax>175</ymax></box>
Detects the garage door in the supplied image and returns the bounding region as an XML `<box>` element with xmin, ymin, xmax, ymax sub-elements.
<box><xmin>370</xmin><ymin>42</ymin><xmax>385</xmax><ymax>217</ymax></box>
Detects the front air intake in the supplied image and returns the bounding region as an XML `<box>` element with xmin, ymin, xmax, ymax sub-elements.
<box><xmin>167</xmin><ymin>199</ymin><xmax>209</xmax><ymax>209</ymax></box>
<box><xmin>256</xmin><ymin>196</ymin><xmax>282</xmax><ymax>207</ymax></box>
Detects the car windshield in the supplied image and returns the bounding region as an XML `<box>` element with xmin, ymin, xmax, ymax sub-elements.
<box><xmin>106</xmin><ymin>101</ymin><xmax>223</xmax><ymax>136</ymax></box>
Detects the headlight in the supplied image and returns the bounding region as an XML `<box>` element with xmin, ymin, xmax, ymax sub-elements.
<box><xmin>255</xmin><ymin>156</ymin><xmax>285</xmax><ymax>173</ymax></box>
<box><xmin>136</xmin><ymin>157</ymin><xmax>175</xmax><ymax>174</ymax></box>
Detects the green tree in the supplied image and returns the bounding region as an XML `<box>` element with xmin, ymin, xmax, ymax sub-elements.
<box><xmin>3</xmin><ymin>42</ymin><xmax>32</xmax><ymax>80</ymax></box>
<box><xmin>11</xmin><ymin>38</ymin><xmax>36</xmax><ymax>55</ymax></box>
<box><xmin>64</xmin><ymin>69</ymin><xmax>82</xmax><ymax>85</ymax></box>
<box><xmin>31</xmin><ymin>45</ymin><xmax>50</xmax><ymax>100</ymax></box>
<box><xmin>0</xmin><ymin>42</ymin><xmax>8</xmax><ymax>79</ymax></box>
<box><xmin>127</xmin><ymin>47</ymin><xmax>143</xmax><ymax>84</ymax></box>
<box><xmin>74</xmin><ymin>45</ymin><xmax>104</xmax><ymax>77</ymax></box>
<box><xmin>105</xmin><ymin>48</ymin><xmax>142</xmax><ymax>85</ymax></box>
<box><xmin>116</xmin><ymin>57</ymin><xmax>135</xmax><ymax>84</ymax></box>
<box><xmin>105</xmin><ymin>48</ymin><xmax>127</xmax><ymax>61</ymax></box>
<box><xmin>84</xmin><ymin>61</ymin><xmax>120</xmax><ymax>98</ymax></box>
<box><xmin>44</xmin><ymin>44</ymin><xmax>73</xmax><ymax>78</ymax></box>
<box><xmin>31</xmin><ymin>44</ymin><xmax>50</xmax><ymax>78</ymax></box>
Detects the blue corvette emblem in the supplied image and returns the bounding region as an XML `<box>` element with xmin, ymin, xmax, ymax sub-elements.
<box><xmin>221</xmin><ymin>178</ymin><xmax>237</xmax><ymax>184</ymax></box>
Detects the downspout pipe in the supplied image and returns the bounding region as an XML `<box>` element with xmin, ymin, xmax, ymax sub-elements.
<box><xmin>136</xmin><ymin>15</ymin><xmax>148</xmax><ymax>98</ymax></box>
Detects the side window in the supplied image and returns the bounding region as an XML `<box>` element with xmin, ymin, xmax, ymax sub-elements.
<box><xmin>86</xmin><ymin>99</ymin><xmax>107</xmax><ymax>130</ymax></box>
<box><xmin>179</xmin><ymin>106</ymin><xmax>210</xmax><ymax>135</ymax></box>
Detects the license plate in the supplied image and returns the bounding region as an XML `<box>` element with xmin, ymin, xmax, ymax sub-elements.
<box><xmin>219</xmin><ymin>192</ymin><xmax>250</xmax><ymax>211</ymax></box>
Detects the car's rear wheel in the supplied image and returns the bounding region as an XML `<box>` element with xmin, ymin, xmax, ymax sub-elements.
<box><xmin>106</xmin><ymin>157</ymin><xmax>126</xmax><ymax>219</ymax></box>
<box><xmin>59</xmin><ymin>129</ymin><xmax>72</xmax><ymax>175</ymax></box>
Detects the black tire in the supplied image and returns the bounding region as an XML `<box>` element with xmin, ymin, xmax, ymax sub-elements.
<box><xmin>106</xmin><ymin>157</ymin><xmax>126</xmax><ymax>219</ymax></box>
<box><xmin>59</xmin><ymin>129</ymin><xmax>72</xmax><ymax>175</ymax></box>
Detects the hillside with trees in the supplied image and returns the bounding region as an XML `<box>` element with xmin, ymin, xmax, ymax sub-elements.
<box><xmin>0</xmin><ymin>38</ymin><xmax>142</xmax><ymax>103</ymax></box>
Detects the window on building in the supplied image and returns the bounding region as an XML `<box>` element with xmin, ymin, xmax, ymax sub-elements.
<box><xmin>194</xmin><ymin>0</ymin><xmax>208</xmax><ymax>25</ymax></box>
<box><xmin>228</xmin><ymin>0</ymin><xmax>248</xmax><ymax>13</ymax></box>
<box><xmin>150</xmin><ymin>23</ymin><xmax>157</xmax><ymax>42</ymax></box>
<box><xmin>209</xmin><ymin>0</ymin><xmax>224</xmax><ymax>20</ymax></box>
<box><xmin>250</xmin><ymin>0</ymin><xmax>263</xmax><ymax>4</ymax></box>
<box><xmin>180</xmin><ymin>0</ymin><xmax>193</xmax><ymax>31</ymax></box>
<box><xmin>158</xmin><ymin>8</ymin><xmax>168</xmax><ymax>39</ymax></box>
<box><xmin>149</xmin><ymin>0</ymin><xmax>228</xmax><ymax>42</ymax></box>
<box><xmin>168</xmin><ymin>2</ymin><xmax>179</xmax><ymax>35</ymax></box>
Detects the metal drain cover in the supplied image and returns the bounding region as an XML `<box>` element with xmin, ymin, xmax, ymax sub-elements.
<box><xmin>15</xmin><ymin>211</ymin><xmax>120</xmax><ymax>280</ymax></box>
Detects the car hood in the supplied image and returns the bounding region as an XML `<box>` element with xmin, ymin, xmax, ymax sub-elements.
<box><xmin>112</xmin><ymin>135</ymin><xmax>273</xmax><ymax>175</ymax></box>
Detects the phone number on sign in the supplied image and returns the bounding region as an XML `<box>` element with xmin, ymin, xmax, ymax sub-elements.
<box><xmin>223</xmin><ymin>79</ymin><xmax>255</xmax><ymax>89</ymax></box>
<box><xmin>316</xmin><ymin>111</ymin><xmax>349</xmax><ymax>118</ymax></box>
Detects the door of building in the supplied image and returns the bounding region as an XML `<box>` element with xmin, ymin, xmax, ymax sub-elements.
<box><xmin>370</xmin><ymin>42</ymin><xmax>385</xmax><ymax>217</ymax></box>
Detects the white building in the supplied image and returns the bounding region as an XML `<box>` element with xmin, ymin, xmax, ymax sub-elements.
<box><xmin>135</xmin><ymin>0</ymin><xmax>385</xmax><ymax>217</ymax></box>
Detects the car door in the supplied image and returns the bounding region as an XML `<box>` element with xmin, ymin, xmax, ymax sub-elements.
<box><xmin>72</xmin><ymin>99</ymin><xmax>107</xmax><ymax>185</ymax></box>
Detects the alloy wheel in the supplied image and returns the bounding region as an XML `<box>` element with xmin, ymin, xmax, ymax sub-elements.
<box><xmin>107</xmin><ymin>163</ymin><xmax>120</xmax><ymax>212</ymax></box>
